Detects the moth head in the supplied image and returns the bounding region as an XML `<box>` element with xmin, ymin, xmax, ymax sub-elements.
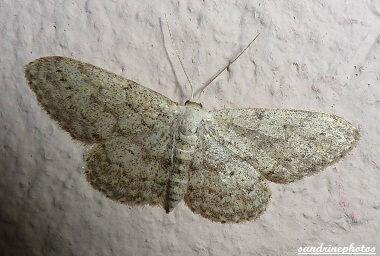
<box><xmin>185</xmin><ymin>100</ymin><xmax>203</xmax><ymax>109</ymax></box>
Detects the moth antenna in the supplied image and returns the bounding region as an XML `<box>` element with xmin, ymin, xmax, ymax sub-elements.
<box><xmin>196</xmin><ymin>33</ymin><xmax>260</xmax><ymax>100</ymax></box>
<box><xmin>164</xmin><ymin>14</ymin><xmax>195</xmax><ymax>100</ymax></box>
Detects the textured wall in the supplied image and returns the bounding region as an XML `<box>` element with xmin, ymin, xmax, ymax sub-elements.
<box><xmin>1</xmin><ymin>1</ymin><xmax>379</xmax><ymax>255</ymax></box>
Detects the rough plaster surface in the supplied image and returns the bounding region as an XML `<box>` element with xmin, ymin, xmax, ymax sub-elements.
<box><xmin>0</xmin><ymin>1</ymin><xmax>379</xmax><ymax>255</ymax></box>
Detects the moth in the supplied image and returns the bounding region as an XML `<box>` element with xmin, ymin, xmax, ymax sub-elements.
<box><xmin>25</xmin><ymin>35</ymin><xmax>359</xmax><ymax>223</ymax></box>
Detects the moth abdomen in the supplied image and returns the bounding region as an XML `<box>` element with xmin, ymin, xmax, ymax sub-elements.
<box><xmin>165</xmin><ymin>107</ymin><xmax>202</xmax><ymax>213</ymax></box>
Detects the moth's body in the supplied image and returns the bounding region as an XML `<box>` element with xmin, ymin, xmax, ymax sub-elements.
<box><xmin>25</xmin><ymin>56</ymin><xmax>359</xmax><ymax>223</ymax></box>
<box><xmin>167</xmin><ymin>101</ymin><xmax>204</xmax><ymax>212</ymax></box>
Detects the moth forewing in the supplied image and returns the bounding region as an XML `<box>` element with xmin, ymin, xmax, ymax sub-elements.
<box><xmin>210</xmin><ymin>108</ymin><xmax>359</xmax><ymax>185</ymax></box>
